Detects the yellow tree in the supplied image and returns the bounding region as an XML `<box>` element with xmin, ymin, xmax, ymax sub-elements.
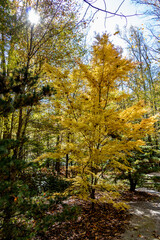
<box><xmin>44</xmin><ymin>34</ymin><xmax>156</xmax><ymax>209</ymax></box>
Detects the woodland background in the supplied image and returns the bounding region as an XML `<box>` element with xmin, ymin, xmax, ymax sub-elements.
<box><xmin>0</xmin><ymin>0</ymin><xmax>160</xmax><ymax>239</ymax></box>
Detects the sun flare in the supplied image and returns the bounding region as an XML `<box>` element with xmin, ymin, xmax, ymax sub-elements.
<box><xmin>28</xmin><ymin>8</ymin><xmax>40</xmax><ymax>25</ymax></box>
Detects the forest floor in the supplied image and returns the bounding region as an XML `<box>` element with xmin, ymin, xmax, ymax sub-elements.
<box><xmin>118</xmin><ymin>188</ymin><xmax>160</xmax><ymax>240</ymax></box>
<box><xmin>36</xmin><ymin>189</ymin><xmax>160</xmax><ymax>240</ymax></box>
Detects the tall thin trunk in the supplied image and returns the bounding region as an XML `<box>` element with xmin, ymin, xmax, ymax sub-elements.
<box><xmin>0</xmin><ymin>117</ymin><xmax>3</xmax><ymax>139</ymax></box>
<box><xmin>18</xmin><ymin>108</ymin><xmax>31</xmax><ymax>159</ymax></box>
<box><xmin>66</xmin><ymin>153</ymin><xmax>69</xmax><ymax>178</ymax></box>
<box><xmin>65</xmin><ymin>132</ymin><xmax>70</xmax><ymax>178</ymax></box>
<box><xmin>10</xmin><ymin>112</ymin><xmax>15</xmax><ymax>139</ymax></box>
<box><xmin>3</xmin><ymin>116</ymin><xmax>11</xmax><ymax>140</ymax></box>
<box><xmin>91</xmin><ymin>188</ymin><xmax>95</xmax><ymax>210</ymax></box>
<box><xmin>14</xmin><ymin>108</ymin><xmax>23</xmax><ymax>158</ymax></box>
<box><xmin>55</xmin><ymin>134</ymin><xmax>60</xmax><ymax>175</ymax></box>
<box><xmin>1</xmin><ymin>31</ymin><xmax>6</xmax><ymax>77</ymax></box>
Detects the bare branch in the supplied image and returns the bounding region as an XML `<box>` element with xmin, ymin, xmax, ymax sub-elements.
<box><xmin>83</xmin><ymin>0</ymin><xmax>142</xmax><ymax>18</ymax></box>
<box><xmin>115</xmin><ymin>0</ymin><xmax>126</xmax><ymax>14</ymax></box>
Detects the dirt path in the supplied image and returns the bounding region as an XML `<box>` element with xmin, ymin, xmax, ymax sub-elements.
<box><xmin>119</xmin><ymin>189</ymin><xmax>160</xmax><ymax>240</ymax></box>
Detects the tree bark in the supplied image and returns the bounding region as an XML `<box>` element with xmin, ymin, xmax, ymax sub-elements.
<box><xmin>128</xmin><ymin>173</ymin><xmax>137</xmax><ymax>192</ymax></box>
<box><xmin>66</xmin><ymin>153</ymin><xmax>69</xmax><ymax>178</ymax></box>
<box><xmin>65</xmin><ymin>132</ymin><xmax>70</xmax><ymax>178</ymax></box>
<box><xmin>55</xmin><ymin>134</ymin><xmax>60</xmax><ymax>175</ymax></box>
<box><xmin>90</xmin><ymin>188</ymin><xmax>95</xmax><ymax>210</ymax></box>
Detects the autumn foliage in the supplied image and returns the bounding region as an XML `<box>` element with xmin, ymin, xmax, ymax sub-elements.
<box><xmin>0</xmin><ymin>1</ymin><xmax>159</xmax><ymax>238</ymax></box>
<box><xmin>42</xmin><ymin>34</ymin><xmax>156</xmax><ymax>209</ymax></box>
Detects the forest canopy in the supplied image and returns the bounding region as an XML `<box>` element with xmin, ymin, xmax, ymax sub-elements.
<box><xmin>0</xmin><ymin>0</ymin><xmax>160</xmax><ymax>239</ymax></box>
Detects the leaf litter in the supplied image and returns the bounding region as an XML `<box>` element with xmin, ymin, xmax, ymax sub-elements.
<box><xmin>35</xmin><ymin>190</ymin><xmax>160</xmax><ymax>240</ymax></box>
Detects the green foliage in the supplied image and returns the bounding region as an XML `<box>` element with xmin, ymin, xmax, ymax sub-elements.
<box><xmin>22</xmin><ymin>167</ymin><xmax>71</xmax><ymax>194</ymax></box>
<box><xmin>0</xmin><ymin>0</ymin><xmax>85</xmax><ymax>238</ymax></box>
<box><xmin>0</xmin><ymin>150</ymin><xmax>73</xmax><ymax>239</ymax></box>
<box><xmin>42</xmin><ymin>175</ymin><xmax>71</xmax><ymax>193</ymax></box>
<box><xmin>0</xmin><ymin>67</ymin><xmax>56</xmax><ymax>116</ymax></box>
<box><xmin>0</xmin><ymin>154</ymin><xmax>32</xmax><ymax>239</ymax></box>
<box><xmin>151</xmin><ymin>176</ymin><xmax>160</xmax><ymax>191</ymax></box>
<box><xmin>117</xmin><ymin>144</ymin><xmax>160</xmax><ymax>191</ymax></box>
<box><xmin>0</xmin><ymin>1</ymin><xmax>160</xmax><ymax>239</ymax></box>
<box><xmin>0</xmin><ymin>138</ymin><xmax>70</xmax><ymax>239</ymax></box>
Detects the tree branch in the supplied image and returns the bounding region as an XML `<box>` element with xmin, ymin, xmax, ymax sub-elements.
<box><xmin>83</xmin><ymin>0</ymin><xmax>142</xmax><ymax>18</ymax></box>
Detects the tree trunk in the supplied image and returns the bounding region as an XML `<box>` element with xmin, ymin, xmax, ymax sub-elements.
<box><xmin>65</xmin><ymin>132</ymin><xmax>70</xmax><ymax>178</ymax></box>
<box><xmin>13</xmin><ymin>108</ymin><xmax>23</xmax><ymax>158</ymax></box>
<box><xmin>1</xmin><ymin>31</ymin><xmax>6</xmax><ymax>77</ymax></box>
<box><xmin>128</xmin><ymin>173</ymin><xmax>137</xmax><ymax>192</ymax></box>
<box><xmin>90</xmin><ymin>170</ymin><xmax>96</xmax><ymax>210</ymax></box>
<box><xmin>66</xmin><ymin>153</ymin><xmax>69</xmax><ymax>178</ymax></box>
<box><xmin>129</xmin><ymin>181</ymin><xmax>137</xmax><ymax>192</ymax></box>
<box><xmin>55</xmin><ymin>135</ymin><xmax>60</xmax><ymax>175</ymax></box>
<box><xmin>18</xmin><ymin>108</ymin><xmax>31</xmax><ymax>159</ymax></box>
<box><xmin>3</xmin><ymin>116</ymin><xmax>11</xmax><ymax>140</ymax></box>
<box><xmin>90</xmin><ymin>188</ymin><xmax>95</xmax><ymax>210</ymax></box>
<box><xmin>10</xmin><ymin>112</ymin><xmax>15</xmax><ymax>139</ymax></box>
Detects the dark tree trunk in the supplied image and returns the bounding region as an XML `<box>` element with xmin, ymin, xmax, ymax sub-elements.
<box><xmin>55</xmin><ymin>160</ymin><xmax>60</xmax><ymax>174</ymax></box>
<box><xmin>1</xmin><ymin>31</ymin><xmax>6</xmax><ymax>77</ymax></box>
<box><xmin>65</xmin><ymin>132</ymin><xmax>70</xmax><ymax>178</ymax></box>
<box><xmin>55</xmin><ymin>134</ymin><xmax>60</xmax><ymax>175</ymax></box>
<box><xmin>90</xmin><ymin>169</ymin><xmax>96</xmax><ymax>210</ymax></box>
<box><xmin>129</xmin><ymin>181</ymin><xmax>137</xmax><ymax>192</ymax></box>
<box><xmin>90</xmin><ymin>188</ymin><xmax>95</xmax><ymax>210</ymax></box>
<box><xmin>66</xmin><ymin>153</ymin><xmax>69</xmax><ymax>178</ymax></box>
<box><xmin>18</xmin><ymin>108</ymin><xmax>31</xmax><ymax>159</ymax></box>
<box><xmin>128</xmin><ymin>173</ymin><xmax>137</xmax><ymax>192</ymax></box>
<box><xmin>13</xmin><ymin>108</ymin><xmax>23</xmax><ymax>158</ymax></box>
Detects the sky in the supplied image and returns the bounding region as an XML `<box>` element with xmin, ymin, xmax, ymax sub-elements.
<box><xmin>82</xmin><ymin>0</ymin><xmax>149</xmax><ymax>52</ymax></box>
<box><xmin>27</xmin><ymin>0</ymin><xmax>149</xmax><ymax>55</ymax></box>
